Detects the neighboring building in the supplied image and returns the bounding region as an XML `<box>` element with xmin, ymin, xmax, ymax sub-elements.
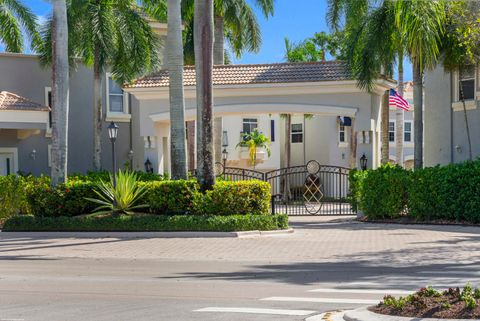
<box><xmin>0</xmin><ymin>23</ymin><xmax>167</xmax><ymax>176</ymax></box>
<box><xmin>125</xmin><ymin>62</ymin><xmax>395</xmax><ymax>174</ymax></box>
<box><xmin>424</xmin><ymin>64</ymin><xmax>478</xmax><ymax>166</ymax></box>
<box><xmin>388</xmin><ymin>81</ymin><xmax>415</xmax><ymax>169</ymax></box>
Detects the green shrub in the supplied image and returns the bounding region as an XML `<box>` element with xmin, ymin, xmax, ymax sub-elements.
<box><xmin>194</xmin><ymin>180</ymin><xmax>271</xmax><ymax>215</ymax></box>
<box><xmin>27</xmin><ymin>180</ymin><xmax>98</xmax><ymax>217</ymax></box>
<box><xmin>408</xmin><ymin>161</ymin><xmax>480</xmax><ymax>223</ymax></box>
<box><xmin>0</xmin><ymin>175</ymin><xmax>43</xmax><ymax>223</ymax></box>
<box><xmin>3</xmin><ymin>214</ymin><xmax>289</xmax><ymax>232</ymax></box>
<box><xmin>141</xmin><ymin>180</ymin><xmax>199</xmax><ymax>215</ymax></box>
<box><xmin>350</xmin><ymin>164</ymin><xmax>410</xmax><ymax>219</ymax></box>
<box><xmin>347</xmin><ymin>169</ymin><xmax>367</xmax><ymax>213</ymax></box>
<box><xmin>69</xmin><ymin>170</ymin><xmax>166</xmax><ymax>182</ymax></box>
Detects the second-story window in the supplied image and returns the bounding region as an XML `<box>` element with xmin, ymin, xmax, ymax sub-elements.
<box><xmin>108</xmin><ymin>76</ymin><xmax>124</xmax><ymax>113</ymax></box>
<box><xmin>459</xmin><ymin>67</ymin><xmax>475</xmax><ymax>101</ymax></box>
<box><xmin>339</xmin><ymin>125</ymin><xmax>346</xmax><ymax>143</ymax></box>
<box><xmin>242</xmin><ymin>118</ymin><xmax>258</xmax><ymax>134</ymax></box>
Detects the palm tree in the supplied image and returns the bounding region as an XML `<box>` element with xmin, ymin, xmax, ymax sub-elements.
<box><xmin>183</xmin><ymin>0</ymin><xmax>274</xmax><ymax>65</ymax></box>
<box><xmin>328</xmin><ymin>0</ymin><xmax>397</xmax><ymax>166</ymax></box>
<box><xmin>50</xmin><ymin>0</ymin><xmax>69</xmax><ymax>186</ymax></box>
<box><xmin>395</xmin><ymin>0</ymin><xmax>446</xmax><ymax>169</ymax></box>
<box><xmin>40</xmin><ymin>0</ymin><xmax>160</xmax><ymax>171</ymax></box>
<box><xmin>167</xmin><ymin>0</ymin><xmax>187</xmax><ymax>179</ymax></box>
<box><xmin>194</xmin><ymin>0</ymin><xmax>215</xmax><ymax>191</ymax></box>
<box><xmin>0</xmin><ymin>0</ymin><xmax>40</xmax><ymax>52</ymax></box>
<box><xmin>237</xmin><ymin>129</ymin><xmax>271</xmax><ymax>168</ymax></box>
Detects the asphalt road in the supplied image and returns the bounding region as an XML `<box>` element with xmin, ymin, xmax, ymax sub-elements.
<box><xmin>2</xmin><ymin>217</ymin><xmax>480</xmax><ymax>321</ymax></box>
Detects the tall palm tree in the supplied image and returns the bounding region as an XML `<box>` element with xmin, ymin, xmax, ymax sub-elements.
<box><xmin>0</xmin><ymin>0</ymin><xmax>40</xmax><ymax>52</ymax></box>
<box><xmin>40</xmin><ymin>0</ymin><xmax>160</xmax><ymax>171</ymax></box>
<box><xmin>50</xmin><ymin>0</ymin><xmax>69</xmax><ymax>186</ymax></box>
<box><xmin>194</xmin><ymin>0</ymin><xmax>215</xmax><ymax>191</ymax></box>
<box><xmin>183</xmin><ymin>0</ymin><xmax>274</xmax><ymax>65</ymax></box>
<box><xmin>328</xmin><ymin>0</ymin><xmax>397</xmax><ymax>166</ymax></box>
<box><xmin>395</xmin><ymin>0</ymin><xmax>446</xmax><ymax>169</ymax></box>
<box><xmin>395</xmin><ymin>50</ymin><xmax>404</xmax><ymax>165</ymax></box>
<box><xmin>167</xmin><ymin>0</ymin><xmax>187</xmax><ymax>179</ymax></box>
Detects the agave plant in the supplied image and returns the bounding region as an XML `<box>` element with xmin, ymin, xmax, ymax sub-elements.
<box><xmin>236</xmin><ymin>128</ymin><xmax>271</xmax><ymax>168</ymax></box>
<box><xmin>86</xmin><ymin>170</ymin><xmax>147</xmax><ymax>215</ymax></box>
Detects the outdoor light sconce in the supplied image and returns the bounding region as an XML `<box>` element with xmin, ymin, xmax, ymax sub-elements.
<box><xmin>455</xmin><ymin>145</ymin><xmax>462</xmax><ymax>153</ymax></box>
<box><xmin>222</xmin><ymin>130</ymin><xmax>229</xmax><ymax>148</ymax></box>
<box><xmin>30</xmin><ymin>149</ymin><xmax>36</xmax><ymax>160</ymax></box>
<box><xmin>144</xmin><ymin>158</ymin><xmax>153</xmax><ymax>173</ymax></box>
<box><xmin>360</xmin><ymin>153</ymin><xmax>368</xmax><ymax>170</ymax></box>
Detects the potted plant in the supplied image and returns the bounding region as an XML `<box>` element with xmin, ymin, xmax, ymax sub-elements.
<box><xmin>236</xmin><ymin>128</ymin><xmax>271</xmax><ymax>169</ymax></box>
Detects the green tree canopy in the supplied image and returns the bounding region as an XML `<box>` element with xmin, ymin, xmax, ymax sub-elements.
<box><xmin>284</xmin><ymin>31</ymin><xmax>345</xmax><ymax>62</ymax></box>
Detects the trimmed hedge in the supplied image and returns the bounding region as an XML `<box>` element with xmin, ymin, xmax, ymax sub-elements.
<box><xmin>0</xmin><ymin>175</ymin><xmax>44</xmax><ymax>223</ymax></box>
<box><xmin>2</xmin><ymin>214</ymin><xmax>289</xmax><ymax>232</ymax></box>
<box><xmin>348</xmin><ymin>160</ymin><xmax>480</xmax><ymax>223</ymax></box>
<box><xmin>20</xmin><ymin>178</ymin><xmax>270</xmax><ymax>218</ymax></box>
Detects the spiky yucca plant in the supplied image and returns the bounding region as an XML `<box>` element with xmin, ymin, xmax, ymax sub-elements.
<box><xmin>86</xmin><ymin>170</ymin><xmax>147</xmax><ymax>215</ymax></box>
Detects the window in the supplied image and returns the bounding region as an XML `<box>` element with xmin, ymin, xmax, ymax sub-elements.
<box><xmin>242</xmin><ymin>118</ymin><xmax>257</xmax><ymax>134</ymax></box>
<box><xmin>108</xmin><ymin>76</ymin><xmax>124</xmax><ymax>113</ymax></box>
<box><xmin>291</xmin><ymin>123</ymin><xmax>303</xmax><ymax>143</ymax></box>
<box><xmin>389</xmin><ymin>121</ymin><xmax>395</xmax><ymax>142</ymax></box>
<box><xmin>45</xmin><ymin>87</ymin><xmax>52</xmax><ymax>129</ymax></box>
<box><xmin>459</xmin><ymin>67</ymin><xmax>475</xmax><ymax>101</ymax></box>
<box><xmin>339</xmin><ymin>125</ymin><xmax>346</xmax><ymax>143</ymax></box>
<box><xmin>404</xmin><ymin>121</ymin><xmax>412</xmax><ymax>143</ymax></box>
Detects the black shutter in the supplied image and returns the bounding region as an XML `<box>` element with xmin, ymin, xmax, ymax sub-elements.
<box><xmin>270</xmin><ymin>119</ymin><xmax>275</xmax><ymax>142</ymax></box>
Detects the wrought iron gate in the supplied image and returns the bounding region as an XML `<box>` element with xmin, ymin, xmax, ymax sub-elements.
<box><xmin>218</xmin><ymin>160</ymin><xmax>354</xmax><ymax>216</ymax></box>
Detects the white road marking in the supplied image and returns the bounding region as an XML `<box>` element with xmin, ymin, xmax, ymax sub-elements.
<box><xmin>308</xmin><ymin>288</ymin><xmax>413</xmax><ymax>295</ymax></box>
<box><xmin>261</xmin><ymin>296</ymin><xmax>380</xmax><ymax>304</ymax></box>
<box><xmin>194</xmin><ymin>307</ymin><xmax>316</xmax><ymax>316</ymax></box>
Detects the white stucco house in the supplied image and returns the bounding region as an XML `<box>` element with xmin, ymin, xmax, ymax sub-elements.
<box><xmin>125</xmin><ymin>61</ymin><xmax>395</xmax><ymax>174</ymax></box>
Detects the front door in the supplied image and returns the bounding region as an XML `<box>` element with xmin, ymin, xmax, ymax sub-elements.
<box><xmin>0</xmin><ymin>153</ymin><xmax>14</xmax><ymax>175</ymax></box>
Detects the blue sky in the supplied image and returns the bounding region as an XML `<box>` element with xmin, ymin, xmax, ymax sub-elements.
<box><xmin>14</xmin><ymin>0</ymin><xmax>412</xmax><ymax>81</ymax></box>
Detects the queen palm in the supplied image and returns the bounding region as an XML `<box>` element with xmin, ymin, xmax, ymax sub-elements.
<box><xmin>0</xmin><ymin>0</ymin><xmax>40</xmax><ymax>52</ymax></box>
<box><xmin>50</xmin><ymin>0</ymin><xmax>69</xmax><ymax>186</ymax></box>
<box><xmin>395</xmin><ymin>0</ymin><xmax>446</xmax><ymax>168</ymax></box>
<box><xmin>328</xmin><ymin>0</ymin><xmax>398</xmax><ymax>166</ymax></box>
<box><xmin>183</xmin><ymin>0</ymin><xmax>274</xmax><ymax>65</ymax></box>
<box><xmin>194</xmin><ymin>0</ymin><xmax>215</xmax><ymax>191</ymax></box>
<box><xmin>41</xmin><ymin>0</ymin><xmax>160</xmax><ymax>171</ymax></box>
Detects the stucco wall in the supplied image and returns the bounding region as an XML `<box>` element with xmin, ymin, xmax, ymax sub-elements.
<box><xmin>0</xmin><ymin>53</ymin><xmax>132</xmax><ymax>175</ymax></box>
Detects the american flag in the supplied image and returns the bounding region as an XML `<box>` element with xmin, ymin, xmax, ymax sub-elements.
<box><xmin>389</xmin><ymin>88</ymin><xmax>410</xmax><ymax>111</ymax></box>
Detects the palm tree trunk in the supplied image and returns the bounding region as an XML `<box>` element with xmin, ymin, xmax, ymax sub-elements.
<box><xmin>459</xmin><ymin>81</ymin><xmax>473</xmax><ymax>161</ymax></box>
<box><xmin>413</xmin><ymin>58</ymin><xmax>423</xmax><ymax>169</ymax></box>
<box><xmin>381</xmin><ymin>90</ymin><xmax>389</xmax><ymax>165</ymax></box>
<box><xmin>395</xmin><ymin>52</ymin><xmax>404</xmax><ymax>166</ymax></box>
<box><xmin>194</xmin><ymin>0</ymin><xmax>215</xmax><ymax>191</ymax></box>
<box><xmin>50</xmin><ymin>0</ymin><xmax>69</xmax><ymax>186</ymax></box>
<box><xmin>93</xmin><ymin>46</ymin><xmax>102</xmax><ymax>171</ymax></box>
<box><xmin>213</xmin><ymin>15</ymin><xmax>224</xmax><ymax>65</ymax></box>
<box><xmin>167</xmin><ymin>0</ymin><xmax>187</xmax><ymax>180</ymax></box>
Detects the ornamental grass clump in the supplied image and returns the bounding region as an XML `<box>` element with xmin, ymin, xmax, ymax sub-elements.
<box><xmin>86</xmin><ymin>170</ymin><xmax>147</xmax><ymax>215</ymax></box>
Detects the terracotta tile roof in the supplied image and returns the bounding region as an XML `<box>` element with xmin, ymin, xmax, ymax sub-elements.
<box><xmin>0</xmin><ymin>91</ymin><xmax>50</xmax><ymax>111</ymax></box>
<box><xmin>126</xmin><ymin>61</ymin><xmax>353</xmax><ymax>88</ymax></box>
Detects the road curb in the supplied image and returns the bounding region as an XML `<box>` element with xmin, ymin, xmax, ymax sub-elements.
<box><xmin>305</xmin><ymin>310</ymin><xmax>345</xmax><ymax>321</ymax></box>
<box><xmin>0</xmin><ymin>228</ymin><xmax>294</xmax><ymax>239</ymax></box>
<box><xmin>343</xmin><ymin>307</ymin><xmax>480</xmax><ymax>321</ymax></box>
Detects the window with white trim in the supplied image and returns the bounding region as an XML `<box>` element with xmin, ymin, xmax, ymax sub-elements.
<box><xmin>242</xmin><ymin>118</ymin><xmax>258</xmax><ymax>134</ymax></box>
<box><xmin>291</xmin><ymin>123</ymin><xmax>303</xmax><ymax>143</ymax></box>
<box><xmin>339</xmin><ymin>125</ymin><xmax>346</xmax><ymax>143</ymax></box>
<box><xmin>389</xmin><ymin>121</ymin><xmax>395</xmax><ymax>142</ymax></box>
<box><xmin>108</xmin><ymin>76</ymin><xmax>124</xmax><ymax>113</ymax></box>
<box><xmin>459</xmin><ymin>67</ymin><xmax>475</xmax><ymax>101</ymax></box>
<box><xmin>404</xmin><ymin>121</ymin><xmax>412</xmax><ymax>143</ymax></box>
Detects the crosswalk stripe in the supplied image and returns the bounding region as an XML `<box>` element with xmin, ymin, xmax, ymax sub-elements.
<box><xmin>308</xmin><ymin>288</ymin><xmax>413</xmax><ymax>295</ymax></box>
<box><xmin>261</xmin><ymin>296</ymin><xmax>380</xmax><ymax>304</ymax></box>
<box><xmin>194</xmin><ymin>307</ymin><xmax>316</xmax><ymax>316</ymax></box>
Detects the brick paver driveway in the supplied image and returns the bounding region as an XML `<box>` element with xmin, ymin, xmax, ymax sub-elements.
<box><xmin>2</xmin><ymin>216</ymin><xmax>480</xmax><ymax>266</ymax></box>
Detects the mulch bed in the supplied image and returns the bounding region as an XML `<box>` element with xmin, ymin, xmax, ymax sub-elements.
<box><xmin>370</xmin><ymin>287</ymin><xmax>480</xmax><ymax>319</ymax></box>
